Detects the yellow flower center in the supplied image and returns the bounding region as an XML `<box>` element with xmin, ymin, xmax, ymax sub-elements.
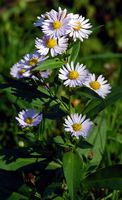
<box><xmin>52</xmin><ymin>20</ymin><xmax>61</xmax><ymax>29</ymax></box>
<box><xmin>29</xmin><ymin>58</ymin><xmax>38</xmax><ymax>66</ymax></box>
<box><xmin>25</xmin><ymin>117</ymin><xmax>33</xmax><ymax>124</ymax></box>
<box><xmin>19</xmin><ymin>69</ymin><xmax>26</xmax><ymax>75</ymax></box>
<box><xmin>73</xmin><ymin>21</ymin><xmax>81</xmax><ymax>31</ymax></box>
<box><xmin>90</xmin><ymin>81</ymin><xmax>101</xmax><ymax>90</ymax></box>
<box><xmin>68</xmin><ymin>70</ymin><xmax>79</xmax><ymax>80</ymax></box>
<box><xmin>46</xmin><ymin>39</ymin><xmax>57</xmax><ymax>48</ymax></box>
<box><xmin>72</xmin><ymin>123</ymin><xmax>82</xmax><ymax>131</ymax></box>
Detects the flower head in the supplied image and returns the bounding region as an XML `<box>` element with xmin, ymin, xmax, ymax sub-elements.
<box><xmin>84</xmin><ymin>73</ymin><xmax>111</xmax><ymax>98</ymax></box>
<box><xmin>68</xmin><ymin>14</ymin><xmax>92</xmax><ymax>41</ymax></box>
<box><xmin>59</xmin><ymin>61</ymin><xmax>88</xmax><ymax>87</ymax></box>
<box><xmin>64</xmin><ymin>113</ymin><xmax>92</xmax><ymax>138</ymax></box>
<box><xmin>42</xmin><ymin>7</ymin><xmax>71</xmax><ymax>38</ymax></box>
<box><xmin>39</xmin><ymin>69</ymin><xmax>52</xmax><ymax>79</ymax></box>
<box><xmin>35</xmin><ymin>36</ymin><xmax>68</xmax><ymax>57</ymax></box>
<box><xmin>31</xmin><ymin>69</ymin><xmax>51</xmax><ymax>81</ymax></box>
<box><xmin>34</xmin><ymin>14</ymin><xmax>48</xmax><ymax>27</ymax></box>
<box><xmin>10</xmin><ymin>63</ymin><xmax>31</xmax><ymax>79</ymax></box>
<box><xmin>16</xmin><ymin>109</ymin><xmax>43</xmax><ymax>128</ymax></box>
<box><xmin>20</xmin><ymin>52</ymin><xmax>47</xmax><ymax>68</ymax></box>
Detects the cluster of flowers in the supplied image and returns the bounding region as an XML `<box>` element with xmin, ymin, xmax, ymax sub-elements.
<box><xmin>10</xmin><ymin>7</ymin><xmax>111</xmax><ymax>139</ymax></box>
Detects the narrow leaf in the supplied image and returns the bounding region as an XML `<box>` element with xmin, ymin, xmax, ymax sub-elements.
<box><xmin>83</xmin><ymin>165</ymin><xmax>122</xmax><ymax>190</ymax></box>
<box><xmin>69</xmin><ymin>40</ymin><xmax>81</xmax><ymax>62</ymax></box>
<box><xmin>63</xmin><ymin>151</ymin><xmax>82</xmax><ymax>200</ymax></box>
<box><xmin>79</xmin><ymin>86</ymin><xmax>103</xmax><ymax>100</ymax></box>
<box><xmin>87</xmin><ymin>112</ymin><xmax>107</xmax><ymax>166</ymax></box>
<box><xmin>85</xmin><ymin>86</ymin><xmax>122</xmax><ymax>118</ymax></box>
<box><xmin>33</xmin><ymin>58</ymin><xmax>64</xmax><ymax>71</ymax></box>
<box><xmin>0</xmin><ymin>156</ymin><xmax>45</xmax><ymax>171</ymax></box>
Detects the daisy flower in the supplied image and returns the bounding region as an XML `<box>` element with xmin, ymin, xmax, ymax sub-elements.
<box><xmin>16</xmin><ymin>109</ymin><xmax>43</xmax><ymax>128</ymax></box>
<box><xmin>31</xmin><ymin>69</ymin><xmax>51</xmax><ymax>81</ymax></box>
<box><xmin>34</xmin><ymin>14</ymin><xmax>48</xmax><ymax>27</ymax></box>
<box><xmin>64</xmin><ymin>113</ymin><xmax>92</xmax><ymax>138</ymax></box>
<box><xmin>35</xmin><ymin>36</ymin><xmax>68</xmax><ymax>57</ymax></box>
<box><xmin>84</xmin><ymin>73</ymin><xmax>111</xmax><ymax>98</ymax></box>
<box><xmin>42</xmin><ymin>7</ymin><xmax>71</xmax><ymax>38</ymax></box>
<box><xmin>10</xmin><ymin>63</ymin><xmax>31</xmax><ymax>79</ymax></box>
<box><xmin>39</xmin><ymin>69</ymin><xmax>52</xmax><ymax>79</ymax></box>
<box><xmin>20</xmin><ymin>52</ymin><xmax>47</xmax><ymax>68</ymax></box>
<box><xmin>68</xmin><ymin>14</ymin><xmax>92</xmax><ymax>41</ymax></box>
<box><xmin>58</xmin><ymin>61</ymin><xmax>88</xmax><ymax>87</ymax></box>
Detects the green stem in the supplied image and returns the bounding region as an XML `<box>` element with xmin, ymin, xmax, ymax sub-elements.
<box><xmin>69</xmin><ymin>88</ymin><xmax>72</xmax><ymax>114</ymax></box>
<box><xmin>42</xmin><ymin>78</ymin><xmax>69</xmax><ymax>112</ymax></box>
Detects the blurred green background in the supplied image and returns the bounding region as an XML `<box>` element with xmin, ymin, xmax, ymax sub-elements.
<box><xmin>0</xmin><ymin>0</ymin><xmax>122</xmax><ymax>165</ymax></box>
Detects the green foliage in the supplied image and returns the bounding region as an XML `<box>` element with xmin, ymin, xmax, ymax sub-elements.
<box><xmin>63</xmin><ymin>151</ymin><xmax>83</xmax><ymax>200</ymax></box>
<box><xmin>0</xmin><ymin>1</ymin><xmax>122</xmax><ymax>199</ymax></box>
<box><xmin>84</xmin><ymin>86</ymin><xmax>122</xmax><ymax>118</ymax></box>
<box><xmin>33</xmin><ymin>59</ymin><xmax>64</xmax><ymax>71</ymax></box>
<box><xmin>69</xmin><ymin>40</ymin><xmax>81</xmax><ymax>62</ymax></box>
<box><xmin>83</xmin><ymin>165</ymin><xmax>122</xmax><ymax>190</ymax></box>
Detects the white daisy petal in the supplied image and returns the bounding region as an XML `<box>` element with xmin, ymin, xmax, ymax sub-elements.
<box><xmin>68</xmin><ymin>14</ymin><xmax>92</xmax><ymax>41</ymax></box>
<box><xmin>84</xmin><ymin>73</ymin><xmax>111</xmax><ymax>98</ymax></box>
<box><xmin>35</xmin><ymin>36</ymin><xmax>68</xmax><ymax>57</ymax></box>
<box><xmin>41</xmin><ymin>7</ymin><xmax>71</xmax><ymax>38</ymax></box>
<box><xmin>21</xmin><ymin>52</ymin><xmax>47</xmax><ymax>68</ymax></box>
<box><xmin>64</xmin><ymin>113</ymin><xmax>92</xmax><ymax>139</ymax></box>
<box><xmin>59</xmin><ymin>61</ymin><xmax>88</xmax><ymax>87</ymax></box>
<box><xmin>10</xmin><ymin>63</ymin><xmax>31</xmax><ymax>79</ymax></box>
<box><xmin>16</xmin><ymin>109</ymin><xmax>43</xmax><ymax>128</ymax></box>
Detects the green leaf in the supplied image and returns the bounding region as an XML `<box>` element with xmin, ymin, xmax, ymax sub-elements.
<box><xmin>53</xmin><ymin>197</ymin><xmax>64</xmax><ymax>200</ymax></box>
<box><xmin>33</xmin><ymin>58</ymin><xmax>64</xmax><ymax>71</ymax></box>
<box><xmin>63</xmin><ymin>151</ymin><xmax>82</xmax><ymax>200</ymax></box>
<box><xmin>2</xmin><ymin>76</ymin><xmax>49</xmax><ymax>102</ymax></box>
<box><xmin>0</xmin><ymin>156</ymin><xmax>45</xmax><ymax>171</ymax></box>
<box><xmin>77</xmin><ymin>139</ymin><xmax>93</xmax><ymax>149</ymax></box>
<box><xmin>87</xmin><ymin>112</ymin><xmax>107</xmax><ymax>166</ymax></box>
<box><xmin>54</xmin><ymin>136</ymin><xmax>65</xmax><ymax>146</ymax></box>
<box><xmin>83</xmin><ymin>165</ymin><xmax>122</xmax><ymax>190</ymax></box>
<box><xmin>80</xmin><ymin>86</ymin><xmax>103</xmax><ymax>100</ymax></box>
<box><xmin>43</xmin><ymin>183</ymin><xmax>61</xmax><ymax>199</ymax></box>
<box><xmin>81</xmin><ymin>53</ymin><xmax>122</xmax><ymax>61</ymax></box>
<box><xmin>85</xmin><ymin>86</ymin><xmax>122</xmax><ymax>118</ymax></box>
<box><xmin>46</xmin><ymin>160</ymin><xmax>62</xmax><ymax>170</ymax></box>
<box><xmin>69</xmin><ymin>40</ymin><xmax>81</xmax><ymax>62</ymax></box>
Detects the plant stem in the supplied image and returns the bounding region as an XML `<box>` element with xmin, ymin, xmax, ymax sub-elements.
<box><xmin>69</xmin><ymin>88</ymin><xmax>72</xmax><ymax>114</ymax></box>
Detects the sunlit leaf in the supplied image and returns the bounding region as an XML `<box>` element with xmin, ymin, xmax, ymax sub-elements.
<box><xmin>33</xmin><ymin>58</ymin><xmax>64</xmax><ymax>71</ymax></box>
<box><xmin>69</xmin><ymin>40</ymin><xmax>81</xmax><ymax>62</ymax></box>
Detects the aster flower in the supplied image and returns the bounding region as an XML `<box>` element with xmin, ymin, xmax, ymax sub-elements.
<box><xmin>10</xmin><ymin>63</ymin><xmax>31</xmax><ymax>79</ymax></box>
<box><xmin>58</xmin><ymin>61</ymin><xmax>88</xmax><ymax>87</ymax></box>
<box><xmin>20</xmin><ymin>52</ymin><xmax>47</xmax><ymax>68</ymax></box>
<box><xmin>34</xmin><ymin>14</ymin><xmax>48</xmax><ymax>27</ymax></box>
<box><xmin>35</xmin><ymin>36</ymin><xmax>68</xmax><ymax>57</ymax></box>
<box><xmin>84</xmin><ymin>73</ymin><xmax>111</xmax><ymax>98</ymax></box>
<box><xmin>42</xmin><ymin>7</ymin><xmax>71</xmax><ymax>38</ymax></box>
<box><xmin>64</xmin><ymin>113</ymin><xmax>92</xmax><ymax>138</ymax></box>
<box><xmin>16</xmin><ymin>109</ymin><xmax>43</xmax><ymax>128</ymax></box>
<box><xmin>68</xmin><ymin>14</ymin><xmax>92</xmax><ymax>41</ymax></box>
<box><xmin>39</xmin><ymin>69</ymin><xmax>52</xmax><ymax>79</ymax></box>
<box><xmin>31</xmin><ymin>69</ymin><xmax>51</xmax><ymax>81</ymax></box>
